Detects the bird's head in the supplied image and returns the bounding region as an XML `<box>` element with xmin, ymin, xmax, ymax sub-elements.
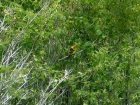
<box><xmin>71</xmin><ymin>45</ymin><xmax>76</xmax><ymax>50</ymax></box>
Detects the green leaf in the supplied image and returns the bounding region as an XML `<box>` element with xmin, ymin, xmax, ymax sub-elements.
<box><xmin>83</xmin><ymin>41</ymin><xmax>91</xmax><ymax>49</ymax></box>
<box><xmin>96</xmin><ymin>29</ymin><xmax>102</xmax><ymax>35</ymax></box>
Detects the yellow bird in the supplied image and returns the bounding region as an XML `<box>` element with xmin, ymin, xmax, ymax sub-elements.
<box><xmin>68</xmin><ymin>45</ymin><xmax>76</xmax><ymax>57</ymax></box>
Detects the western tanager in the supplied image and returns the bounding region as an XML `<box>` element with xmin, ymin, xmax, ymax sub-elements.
<box><xmin>68</xmin><ymin>45</ymin><xmax>76</xmax><ymax>57</ymax></box>
<box><xmin>58</xmin><ymin>45</ymin><xmax>76</xmax><ymax>60</ymax></box>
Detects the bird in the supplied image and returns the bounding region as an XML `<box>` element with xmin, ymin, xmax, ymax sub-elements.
<box><xmin>58</xmin><ymin>45</ymin><xmax>76</xmax><ymax>61</ymax></box>
<box><xmin>68</xmin><ymin>45</ymin><xmax>76</xmax><ymax>57</ymax></box>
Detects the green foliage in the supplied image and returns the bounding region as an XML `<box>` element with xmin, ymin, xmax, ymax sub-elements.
<box><xmin>0</xmin><ymin>0</ymin><xmax>140</xmax><ymax>105</ymax></box>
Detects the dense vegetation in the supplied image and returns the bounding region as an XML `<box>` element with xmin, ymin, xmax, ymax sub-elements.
<box><xmin>0</xmin><ymin>0</ymin><xmax>140</xmax><ymax>105</ymax></box>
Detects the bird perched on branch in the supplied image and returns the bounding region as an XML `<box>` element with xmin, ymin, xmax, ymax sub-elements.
<box><xmin>68</xmin><ymin>45</ymin><xmax>76</xmax><ymax>57</ymax></box>
<box><xmin>58</xmin><ymin>45</ymin><xmax>77</xmax><ymax>61</ymax></box>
